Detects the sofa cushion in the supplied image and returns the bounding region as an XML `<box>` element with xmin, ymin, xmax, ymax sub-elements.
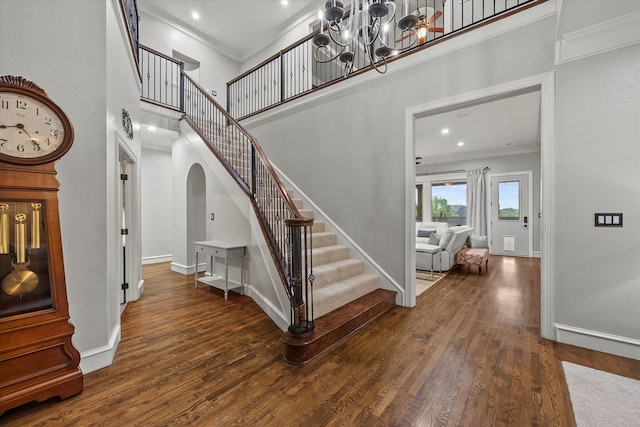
<box><xmin>445</xmin><ymin>230</ymin><xmax>470</xmax><ymax>254</ymax></box>
<box><xmin>438</xmin><ymin>229</ymin><xmax>455</xmax><ymax>250</ymax></box>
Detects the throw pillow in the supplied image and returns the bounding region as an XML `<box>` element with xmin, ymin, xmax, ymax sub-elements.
<box><xmin>469</xmin><ymin>236</ymin><xmax>488</xmax><ymax>248</ymax></box>
<box><xmin>428</xmin><ymin>233</ymin><xmax>440</xmax><ymax>245</ymax></box>
<box><xmin>417</xmin><ymin>230</ymin><xmax>433</xmax><ymax>238</ymax></box>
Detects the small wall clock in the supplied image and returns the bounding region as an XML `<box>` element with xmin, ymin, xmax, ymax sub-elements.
<box><xmin>0</xmin><ymin>75</ymin><xmax>83</xmax><ymax>415</ymax></box>
<box><xmin>122</xmin><ymin>108</ymin><xmax>133</xmax><ymax>139</ymax></box>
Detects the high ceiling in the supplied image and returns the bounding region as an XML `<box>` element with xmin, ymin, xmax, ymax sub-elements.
<box><xmin>137</xmin><ymin>0</ymin><xmax>317</xmax><ymax>62</ymax></box>
<box><xmin>137</xmin><ymin>1</ymin><xmax>542</xmax><ymax>165</ymax></box>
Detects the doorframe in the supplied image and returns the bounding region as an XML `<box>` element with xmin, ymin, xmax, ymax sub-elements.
<box><xmin>405</xmin><ymin>72</ymin><xmax>555</xmax><ymax>339</ymax></box>
<box><xmin>117</xmin><ymin>135</ymin><xmax>142</xmax><ymax>304</ymax></box>
<box><xmin>487</xmin><ymin>170</ymin><xmax>533</xmax><ymax>257</ymax></box>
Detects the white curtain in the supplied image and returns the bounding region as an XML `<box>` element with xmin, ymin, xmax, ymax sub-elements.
<box><xmin>466</xmin><ymin>168</ymin><xmax>488</xmax><ymax>236</ymax></box>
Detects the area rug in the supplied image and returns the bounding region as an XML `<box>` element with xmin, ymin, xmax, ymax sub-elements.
<box><xmin>562</xmin><ymin>361</ymin><xmax>640</xmax><ymax>427</ymax></box>
<box><xmin>416</xmin><ymin>270</ymin><xmax>447</xmax><ymax>296</ymax></box>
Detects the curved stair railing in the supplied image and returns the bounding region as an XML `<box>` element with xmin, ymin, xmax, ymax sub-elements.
<box><xmin>181</xmin><ymin>74</ymin><xmax>315</xmax><ymax>333</ymax></box>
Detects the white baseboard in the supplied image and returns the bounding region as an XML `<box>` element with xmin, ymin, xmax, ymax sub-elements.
<box><xmin>142</xmin><ymin>255</ymin><xmax>172</xmax><ymax>265</ymax></box>
<box><xmin>555</xmin><ymin>323</ymin><xmax>640</xmax><ymax>361</ymax></box>
<box><xmin>79</xmin><ymin>323</ymin><xmax>121</xmax><ymax>374</ymax></box>
<box><xmin>533</xmin><ymin>251</ymin><xmax>542</xmax><ymax>258</ymax></box>
<box><xmin>171</xmin><ymin>262</ymin><xmax>192</xmax><ymax>275</ymax></box>
<box><xmin>244</xmin><ymin>285</ymin><xmax>289</xmax><ymax>332</ymax></box>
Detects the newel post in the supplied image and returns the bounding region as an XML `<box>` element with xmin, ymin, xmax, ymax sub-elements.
<box><xmin>286</xmin><ymin>217</ymin><xmax>314</xmax><ymax>334</ymax></box>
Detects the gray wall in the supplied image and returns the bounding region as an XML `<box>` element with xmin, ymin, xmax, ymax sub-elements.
<box><xmin>555</xmin><ymin>43</ymin><xmax>640</xmax><ymax>343</ymax></box>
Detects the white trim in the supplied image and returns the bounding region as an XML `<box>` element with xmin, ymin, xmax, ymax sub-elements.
<box><xmin>555</xmin><ymin>10</ymin><xmax>640</xmax><ymax>65</ymax></box>
<box><xmin>79</xmin><ymin>323</ymin><xmax>121</xmax><ymax>374</ymax></box>
<box><xmin>488</xmin><ymin>170</ymin><xmax>534</xmax><ymax>257</ymax></box>
<box><xmin>171</xmin><ymin>261</ymin><xmax>191</xmax><ymax>275</ymax></box>
<box><xmin>555</xmin><ymin>323</ymin><xmax>640</xmax><ymax>361</ymax></box>
<box><xmin>141</xmin><ymin>254</ymin><xmax>173</xmax><ymax>264</ymax></box>
<box><xmin>405</xmin><ymin>72</ymin><xmax>555</xmax><ymax>338</ymax></box>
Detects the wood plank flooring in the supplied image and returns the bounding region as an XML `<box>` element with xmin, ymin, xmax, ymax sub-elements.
<box><xmin>2</xmin><ymin>257</ymin><xmax>639</xmax><ymax>426</ymax></box>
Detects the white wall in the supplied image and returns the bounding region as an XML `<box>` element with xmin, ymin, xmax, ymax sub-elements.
<box><xmin>141</xmin><ymin>147</ymin><xmax>173</xmax><ymax>262</ymax></box>
<box><xmin>0</xmin><ymin>0</ymin><xmax>141</xmax><ymax>372</ymax></box>
<box><xmin>139</xmin><ymin>12</ymin><xmax>240</xmax><ymax>111</ymax></box>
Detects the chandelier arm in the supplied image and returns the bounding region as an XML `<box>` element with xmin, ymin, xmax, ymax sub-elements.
<box><xmin>326</xmin><ymin>23</ymin><xmax>351</xmax><ymax>48</ymax></box>
<box><xmin>313</xmin><ymin>44</ymin><xmax>346</xmax><ymax>64</ymax></box>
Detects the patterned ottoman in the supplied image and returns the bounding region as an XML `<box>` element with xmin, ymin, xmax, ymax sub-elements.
<box><xmin>456</xmin><ymin>248</ymin><xmax>490</xmax><ymax>274</ymax></box>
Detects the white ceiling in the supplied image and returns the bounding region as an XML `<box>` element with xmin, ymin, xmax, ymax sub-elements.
<box><xmin>414</xmin><ymin>91</ymin><xmax>541</xmax><ymax>166</ymax></box>
<box><xmin>137</xmin><ymin>1</ymin><xmax>542</xmax><ymax>164</ymax></box>
<box><xmin>137</xmin><ymin>0</ymin><xmax>317</xmax><ymax>62</ymax></box>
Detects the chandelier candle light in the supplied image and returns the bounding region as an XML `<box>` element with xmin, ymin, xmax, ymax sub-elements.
<box><xmin>312</xmin><ymin>0</ymin><xmax>425</xmax><ymax>75</ymax></box>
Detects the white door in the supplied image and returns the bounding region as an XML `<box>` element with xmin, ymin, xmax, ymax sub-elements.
<box><xmin>490</xmin><ymin>173</ymin><xmax>531</xmax><ymax>257</ymax></box>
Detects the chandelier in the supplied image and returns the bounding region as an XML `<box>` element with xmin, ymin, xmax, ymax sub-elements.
<box><xmin>312</xmin><ymin>0</ymin><xmax>437</xmax><ymax>75</ymax></box>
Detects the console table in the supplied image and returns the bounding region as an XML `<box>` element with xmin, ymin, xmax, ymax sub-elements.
<box><xmin>194</xmin><ymin>241</ymin><xmax>246</xmax><ymax>300</ymax></box>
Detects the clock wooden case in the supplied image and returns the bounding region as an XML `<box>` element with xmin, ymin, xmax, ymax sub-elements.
<box><xmin>0</xmin><ymin>76</ymin><xmax>82</xmax><ymax>415</ymax></box>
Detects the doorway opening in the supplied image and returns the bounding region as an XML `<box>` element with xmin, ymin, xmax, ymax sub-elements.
<box><xmin>405</xmin><ymin>73</ymin><xmax>554</xmax><ymax>339</ymax></box>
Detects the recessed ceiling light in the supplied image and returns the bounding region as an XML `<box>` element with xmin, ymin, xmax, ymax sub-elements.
<box><xmin>441</xmin><ymin>128</ymin><xmax>449</xmax><ymax>135</ymax></box>
<box><xmin>148</xmin><ymin>125</ymin><xmax>157</xmax><ymax>132</ymax></box>
<box><xmin>457</xmin><ymin>141</ymin><xmax>464</xmax><ymax>146</ymax></box>
<box><xmin>191</xmin><ymin>11</ymin><xmax>200</xmax><ymax>20</ymax></box>
<box><xmin>281</xmin><ymin>0</ymin><xmax>289</xmax><ymax>5</ymax></box>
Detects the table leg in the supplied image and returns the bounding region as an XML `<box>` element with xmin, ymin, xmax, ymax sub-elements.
<box><xmin>224</xmin><ymin>258</ymin><xmax>229</xmax><ymax>300</ymax></box>
<box><xmin>194</xmin><ymin>250</ymin><xmax>199</xmax><ymax>287</ymax></box>
<box><xmin>430</xmin><ymin>252</ymin><xmax>434</xmax><ymax>278</ymax></box>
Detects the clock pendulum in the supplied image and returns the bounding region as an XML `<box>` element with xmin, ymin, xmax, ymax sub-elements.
<box><xmin>1</xmin><ymin>209</ymin><xmax>40</xmax><ymax>297</ymax></box>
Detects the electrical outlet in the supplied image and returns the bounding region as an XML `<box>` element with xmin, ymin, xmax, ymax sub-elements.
<box><xmin>210</xmin><ymin>213</ymin><xmax>214</xmax><ymax>221</ymax></box>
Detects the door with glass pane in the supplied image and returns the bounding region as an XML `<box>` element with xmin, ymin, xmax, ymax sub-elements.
<box><xmin>490</xmin><ymin>173</ymin><xmax>531</xmax><ymax>256</ymax></box>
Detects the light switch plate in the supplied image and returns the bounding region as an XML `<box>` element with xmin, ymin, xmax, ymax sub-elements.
<box><xmin>595</xmin><ymin>213</ymin><xmax>622</xmax><ymax>227</ymax></box>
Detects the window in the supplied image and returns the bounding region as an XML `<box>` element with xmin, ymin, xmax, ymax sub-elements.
<box><xmin>416</xmin><ymin>184</ymin><xmax>423</xmax><ymax>222</ymax></box>
<box><xmin>498</xmin><ymin>180</ymin><xmax>520</xmax><ymax>220</ymax></box>
<box><xmin>431</xmin><ymin>181</ymin><xmax>467</xmax><ymax>226</ymax></box>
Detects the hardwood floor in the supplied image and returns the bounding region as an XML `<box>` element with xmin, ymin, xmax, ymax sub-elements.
<box><xmin>2</xmin><ymin>257</ymin><xmax>638</xmax><ymax>426</ymax></box>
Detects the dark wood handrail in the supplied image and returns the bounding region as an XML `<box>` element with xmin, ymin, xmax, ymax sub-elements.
<box><xmin>140</xmin><ymin>43</ymin><xmax>184</xmax><ymax>64</ymax></box>
<box><xmin>182</xmin><ymin>72</ymin><xmax>309</xmax><ymax>224</ymax></box>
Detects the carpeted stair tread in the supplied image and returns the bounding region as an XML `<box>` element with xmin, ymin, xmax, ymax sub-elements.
<box><xmin>309</xmin><ymin>231</ymin><xmax>337</xmax><ymax>248</ymax></box>
<box><xmin>313</xmin><ymin>273</ymin><xmax>380</xmax><ymax>318</ymax></box>
<box><xmin>311</xmin><ymin>258</ymin><xmax>364</xmax><ymax>288</ymax></box>
<box><xmin>309</xmin><ymin>244</ymin><xmax>350</xmax><ymax>266</ymax></box>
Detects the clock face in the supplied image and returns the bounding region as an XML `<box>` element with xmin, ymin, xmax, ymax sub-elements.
<box><xmin>0</xmin><ymin>91</ymin><xmax>69</xmax><ymax>164</ymax></box>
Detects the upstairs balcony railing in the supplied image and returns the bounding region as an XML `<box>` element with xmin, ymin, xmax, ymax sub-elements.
<box><xmin>140</xmin><ymin>45</ymin><xmax>315</xmax><ymax>334</ymax></box>
<box><xmin>227</xmin><ymin>0</ymin><xmax>541</xmax><ymax>121</ymax></box>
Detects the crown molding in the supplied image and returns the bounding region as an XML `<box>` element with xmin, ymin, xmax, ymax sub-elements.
<box><xmin>555</xmin><ymin>10</ymin><xmax>640</xmax><ymax>65</ymax></box>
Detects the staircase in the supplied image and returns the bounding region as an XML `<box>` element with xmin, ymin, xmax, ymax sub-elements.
<box><xmin>281</xmin><ymin>191</ymin><xmax>396</xmax><ymax>364</ymax></box>
<box><xmin>180</xmin><ymin>74</ymin><xmax>396</xmax><ymax>364</ymax></box>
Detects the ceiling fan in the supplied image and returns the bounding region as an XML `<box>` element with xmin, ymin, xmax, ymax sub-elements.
<box><xmin>396</xmin><ymin>7</ymin><xmax>443</xmax><ymax>44</ymax></box>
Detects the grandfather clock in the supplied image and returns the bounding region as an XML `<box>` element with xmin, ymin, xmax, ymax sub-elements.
<box><xmin>0</xmin><ymin>76</ymin><xmax>83</xmax><ymax>414</ymax></box>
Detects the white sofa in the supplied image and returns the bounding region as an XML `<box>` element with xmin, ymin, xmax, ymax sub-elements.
<box><xmin>416</xmin><ymin>222</ymin><xmax>473</xmax><ymax>272</ymax></box>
